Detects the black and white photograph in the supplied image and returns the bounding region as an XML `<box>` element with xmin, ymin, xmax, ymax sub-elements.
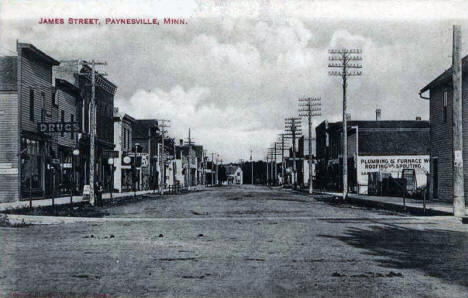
<box><xmin>0</xmin><ymin>0</ymin><xmax>468</xmax><ymax>296</ymax></box>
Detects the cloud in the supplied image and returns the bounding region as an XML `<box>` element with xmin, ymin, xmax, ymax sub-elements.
<box><xmin>2</xmin><ymin>1</ymin><xmax>468</xmax><ymax>161</ymax></box>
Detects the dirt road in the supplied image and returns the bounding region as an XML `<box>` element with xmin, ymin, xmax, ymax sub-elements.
<box><xmin>1</xmin><ymin>185</ymin><xmax>467</xmax><ymax>297</ymax></box>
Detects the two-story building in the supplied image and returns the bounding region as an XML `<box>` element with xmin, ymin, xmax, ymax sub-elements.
<box><xmin>113</xmin><ymin>108</ymin><xmax>135</xmax><ymax>192</ymax></box>
<box><xmin>0</xmin><ymin>43</ymin><xmax>61</xmax><ymax>202</ymax></box>
<box><xmin>419</xmin><ymin>55</ymin><xmax>468</xmax><ymax>202</ymax></box>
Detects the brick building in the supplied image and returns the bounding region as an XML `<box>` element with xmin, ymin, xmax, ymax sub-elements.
<box><xmin>419</xmin><ymin>55</ymin><xmax>468</xmax><ymax>202</ymax></box>
<box><xmin>315</xmin><ymin>120</ymin><xmax>430</xmax><ymax>194</ymax></box>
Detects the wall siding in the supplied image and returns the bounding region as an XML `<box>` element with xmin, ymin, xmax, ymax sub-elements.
<box><xmin>0</xmin><ymin>91</ymin><xmax>20</xmax><ymax>202</ymax></box>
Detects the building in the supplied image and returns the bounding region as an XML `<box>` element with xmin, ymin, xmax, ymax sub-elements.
<box><xmin>54</xmin><ymin>78</ymin><xmax>83</xmax><ymax>195</ymax></box>
<box><xmin>316</xmin><ymin>119</ymin><xmax>430</xmax><ymax>195</ymax></box>
<box><xmin>131</xmin><ymin>119</ymin><xmax>160</xmax><ymax>191</ymax></box>
<box><xmin>0</xmin><ymin>43</ymin><xmax>60</xmax><ymax>202</ymax></box>
<box><xmin>226</xmin><ymin>164</ymin><xmax>243</xmax><ymax>184</ymax></box>
<box><xmin>298</xmin><ymin>135</ymin><xmax>317</xmax><ymax>188</ymax></box>
<box><xmin>113</xmin><ymin>108</ymin><xmax>135</xmax><ymax>192</ymax></box>
<box><xmin>419</xmin><ymin>55</ymin><xmax>468</xmax><ymax>202</ymax></box>
<box><xmin>77</xmin><ymin>64</ymin><xmax>117</xmax><ymax>193</ymax></box>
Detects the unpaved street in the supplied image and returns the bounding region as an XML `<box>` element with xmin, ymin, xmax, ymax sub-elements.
<box><xmin>1</xmin><ymin>185</ymin><xmax>468</xmax><ymax>297</ymax></box>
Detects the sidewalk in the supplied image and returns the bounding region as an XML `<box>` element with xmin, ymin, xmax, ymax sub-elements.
<box><xmin>315</xmin><ymin>190</ymin><xmax>460</xmax><ymax>215</ymax></box>
<box><xmin>0</xmin><ymin>185</ymin><xmax>207</xmax><ymax>212</ymax></box>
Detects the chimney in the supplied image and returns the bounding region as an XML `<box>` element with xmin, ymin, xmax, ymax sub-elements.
<box><xmin>179</xmin><ymin>139</ymin><xmax>183</xmax><ymax>146</ymax></box>
<box><xmin>376</xmin><ymin>109</ymin><xmax>381</xmax><ymax>121</ymax></box>
<box><xmin>416</xmin><ymin>116</ymin><xmax>422</xmax><ymax>121</ymax></box>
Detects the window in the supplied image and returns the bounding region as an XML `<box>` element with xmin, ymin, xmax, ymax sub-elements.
<box><xmin>443</xmin><ymin>91</ymin><xmax>448</xmax><ymax>123</ymax></box>
<box><xmin>29</xmin><ymin>88</ymin><xmax>34</xmax><ymax>121</ymax></box>
<box><xmin>61</xmin><ymin>110</ymin><xmax>65</xmax><ymax>137</ymax></box>
<box><xmin>70</xmin><ymin>114</ymin><xmax>74</xmax><ymax>139</ymax></box>
<box><xmin>52</xmin><ymin>90</ymin><xmax>58</xmax><ymax>106</ymax></box>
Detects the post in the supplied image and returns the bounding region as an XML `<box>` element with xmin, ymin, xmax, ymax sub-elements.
<box><xmin>211</xmin><ymin>153</ymin><xmax>214</xmax><ymax>186</ymax></box>
<box><xmin>250</xmin><ymin>150</ymin><xmax>253</xmax><ymax>185</ymax></box>
<box><xmin>281</xmin><ymin>134</ymin><xmax>285</xmax><ymax>186</ymax></box>
<box><xmin>342</xmin><ymin>55</ymin><xmax>349</xmax><ymax>200</ymax></box>
<box><xmin>266</xmin><ymin>156</ymin><xmax>269</xmax><ymax>185</ymax></box>
<box><xmin>70</xmin><ymin>155</ymin><xmax>74</xmax><ymax>205</ymax></box>
<box><xmin>292</xmin><ymin>121</ymin><xmax>297</xmax><ymax>189</ymax></box>
<box><xmin>452</xmin><ymin>25</ymin><xmax>465</xmax><ymax>217</ymax></box>
<box><xmin>308</xmin><ymin>111</ymin><xmax>313</xmax><ymax>194</ymax></box>
<box><xmin>89</xmin><ymin>60</ymin><xmax>96</xmax><ymax>206</ymax></box>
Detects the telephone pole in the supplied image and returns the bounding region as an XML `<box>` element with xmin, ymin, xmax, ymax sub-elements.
<box><xmin>328</xmin><ymin>48</ymin><xmax>362</xmax><ymax>199</ymax></box>
<box><xmin>158</xmin><ymin>120</ymin><xmax>170</xmax><ymax>194</ymax></box>
<box><xmin>285</xmin><ymin>117</ymin><xmax>302</xmax><ymax>189</ymax></box>
<box><xmin>452</xmin><ymin>25</ymin><xmax>465</xmax><ymax>217</ymax></box>
<box><xmin>185</xmin><ymin>128</ymin><xmax>195</xmax><ymax>190</ymax></box>
<box><xmin>211</xmin><ymin>152</ymin><xmax>215</xmax><ymax>186</ymax></box>
<box><xmin>80</xmin><ymin>60</ymin><xmax>107</xmax><ymax>206</ymax></box>
<box><xmin>299</xmin><ymin>97</ymin><xmax>321</xmax><ymax>194</ymax></box>
<box><xmin>278</xmin><ymin>133</ymin><xmax>286</xmax><ymax>186</ymax></box>
<box><xmin>250</xmin><ymin>150</ymin><xmax>254</xmax><ymax>185</ymax></box>
<box><xmin>266</xmin><ymin>155</ymin><xmax>269</xmax><ymax>185</ymax></box>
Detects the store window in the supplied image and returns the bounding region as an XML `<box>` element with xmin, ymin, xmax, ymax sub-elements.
<box><xmin>21</xmin><ymin>138</ymin><xmax>42</xmax><ymax>192</ymax></box>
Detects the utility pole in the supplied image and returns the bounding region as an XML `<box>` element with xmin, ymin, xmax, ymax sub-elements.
<box><xmin>158</xmin><ymin>120</ymin><xmax>170</xmax><ymax>194</ymax></box>
<box><xmin>80</xmin><ymin>60</ymin><xmax>107</xmax><ymax>206</ymax></box>
<box><xmin>329</xmin><ymin>48</ymin><xmax>362</xmax><ymax>199</ymax></box>
<box><xmin>266</xmin><ymin>155</ymin><xmax>269</xmax><ymax>185</ymax></box>
<box><xmin>452</xmin><ymin>25</ymin><xmax>465</xmax><ymax>217</ymax></box>
<box><xmin>211</xmin><ymin>152</ymin><xmax>215</xmax><ymax>186</ymax></box>
<box><xmin>185</xmin><ymin>128</ymin><xmax>195</xmax><ymax>190</ymax></box>
<box><xmin>279</xmin><ymin>133</ymin><xmax>286</xmax><ymax>186</ymax></box>
<box><xmin>250</xmin><ymin>150</ymin><xmax>254</xmax><ymax>185</ymax></box>
<box><xmin>285</xmin><ymin>117</ymin><xmax>302</xmax><ymax>189</ymax></box>
<box><xmin>299</xmin><ymin>97</ymin><xmax>321</xmax><ymax>194</ymax></box>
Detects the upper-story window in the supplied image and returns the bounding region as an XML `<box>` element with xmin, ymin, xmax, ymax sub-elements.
<box><xmin>29</xmin><ymin>88</ymin><xmax>34</xmax><ymax>121</ymax></box>
<box><xmin>443</xmin><ymin>90</ymin><xmax>448</xmax><ymax>123</ymax></box>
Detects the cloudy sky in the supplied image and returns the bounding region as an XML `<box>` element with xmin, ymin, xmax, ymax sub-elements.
<box><xmin>2</xmin><ymin>0</ymin><xmax>468</xmax><ymax>162</ymax></box>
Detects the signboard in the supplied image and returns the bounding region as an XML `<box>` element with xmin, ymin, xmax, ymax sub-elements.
<box><xmin>141</xmin><ymin>155</ymin><xmax>149</xmax><ymax>167</ymax></box>
<box><xmin>0</xmin><ymin>163</ymin><xmax>13</xmax><ymax>169</ymax></box>
<box><xmin>0</xmin><ymin>168</ymin><xmax>18</xmax><ymax>175</ymax></box>
<box><xmin>61</xmin><ymin>163</ymin><xmax>72</xmax><ymax>169</ymax></box>
<box><xmin>83</xmin><ymin>185</ymin><xmax>90</xmax><ymax>196</ymax></box>
<box><xmin>356</xmin><ymin>155</ymin><xmax>430</xmax><ymax>194</ymax></box>
<box><xmin>123</xmin><ymin>156</ymin><xmax>131</xmax><ymax>164</ymax></box>
<box><xmin>38</xmin><ymin>122</ymin><xmax>81</xmax><ymax>133</ymax></box>
<box><xmin>52</xmin><ymin>159</ymin><xmax>60</xmax><ymax>164</ymax></box>
<box><xmin>103</xmin><ymin>150</ymin><xmax>119</xmax><ymax>158</ymax></box>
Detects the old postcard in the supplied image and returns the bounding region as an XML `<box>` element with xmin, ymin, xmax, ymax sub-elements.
<box><xmin>1</xmin><ymin>0</ymin><xmax>467</xmax><ymax>297</ymax></box>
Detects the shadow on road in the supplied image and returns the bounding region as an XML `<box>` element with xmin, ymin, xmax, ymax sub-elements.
<box><xmin>319</xmin><ymin>224</ymin><xmax>468</xmax><ymax>288</ymax></box>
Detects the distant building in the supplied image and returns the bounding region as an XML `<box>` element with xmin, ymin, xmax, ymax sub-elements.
<box><xmin>315</xmin><ymin>120</ymin><xmax>430</xmax><ymax>194</ymax></box>
<box><xmin>419</xmin><ymin>55</ymin><xmax>468</xmax><ymax>202</ymax></box>
<box><xmin>113</xmin><ymin>108</ymin><xmax>135</xmax><ymax>192</ymax></box>
<box><xmin>131</xmin><ymin>119</ymin><xmax>159</xmax><ymax>190</ymax></box>
<box><xmin>226</xmin><ymin>164</ymin><xmax>243</xmax><ymax>185</ymax></box>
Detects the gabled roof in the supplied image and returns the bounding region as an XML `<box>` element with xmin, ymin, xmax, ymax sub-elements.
<box><xmin>419</xmin><ymin>55</ymin><xmax>468</xmax><ymax>94</ymax></box>
<box><xmin>0</xmin><ymin>56</ymin><xmax>17</xmax><ymax>91</ymax></box>
<box><xmin>17</xmin><ymin>42</ymin><xmax>60</xmax><ymax>66</ymax></box>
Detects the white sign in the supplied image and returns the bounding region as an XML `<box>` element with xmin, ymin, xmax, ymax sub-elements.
<box><xmin>0</xmin><ymin>163</ymin><xmax>13</xmax><ymax>169</ymax></box>
<box><xmin>83</xmin><ymin>185</ymin><xmax>90</xmax><ymax>196</ymax></box>
<box><xmin>0</xmin><ymin>168</ymin><xmax>18</xmax><ymax>175</ymax></box>
<box><xmin>61</xmin><ymin>163</ymin><xmax>72</xmax><ymax>169</ymax></box>
<box><xmin>123</xmin><ymin>156</ymin><xmax>131</xmax><ymax>164</ymax></box>
<box><xmin>356</xmin><ymin>155</ymin><xmax>430</xmax><ymax>194</ymax></box>
<box><xmin>141</xmin><ymin>155</ymin><xmax>149</xmax><ymax>167</ymax></box>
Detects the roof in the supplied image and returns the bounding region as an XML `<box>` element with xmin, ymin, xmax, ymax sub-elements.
<box><xmin>17</xmin><ymin>42</ymin><xmax>60</xmax><ymax>66</ymax></box>
<box><xmin>318</xmin><ymin>120</ymin><xmax>430</xmax><ymax>131</ymax></box>
<box><xmin>419</xmin><ymin>54</ymin><xmax>468</xmax><ymax>94</ymax></box>
<box><xmin>0</xmin><ymin>56</ymin><xmax>17</xmax><ymax>91</ymax></box>
<box><xmin>132</xmin><ymin>119</ymin><xmax>159</xmax><ymax>138</ymax></box>
<box><xmin>55</xmin><ymin>78</ymin><xmax>81</xmax><ymax>96</ymax></box>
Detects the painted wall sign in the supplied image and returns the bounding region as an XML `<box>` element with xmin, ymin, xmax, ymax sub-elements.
<box><xmin>356</xmin><ymin>155</ymin><xmax>430</xmax><ymax>194</ymax></box>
